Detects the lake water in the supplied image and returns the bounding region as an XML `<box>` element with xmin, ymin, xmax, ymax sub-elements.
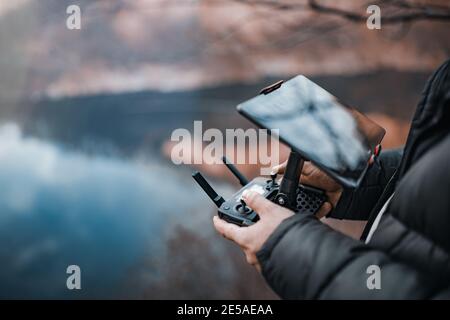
<box><xmin>0</xmin><ymin>84</ymin><xmax>278</xmax><ymax>299</ymax></box>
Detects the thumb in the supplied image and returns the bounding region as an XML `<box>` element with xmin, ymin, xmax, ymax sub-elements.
<box><xmin>271</xmin><ymin>161</ymin><xmax>287</xmax><ymax>175</ymax></box>
<box><xmin>242</xmin><ymin>190</ymin><xmax>277</xmax><ymax>218</ymax></box>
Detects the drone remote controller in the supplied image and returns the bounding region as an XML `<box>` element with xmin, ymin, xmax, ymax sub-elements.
<box><xmin>193</xmin><ymin>151</ymin><xmax>327</xmax><ymax>227</ymax></box>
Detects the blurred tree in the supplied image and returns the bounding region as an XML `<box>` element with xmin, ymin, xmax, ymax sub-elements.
<box><xmin>202</xmin><ymin>0</ymin><xmax>450</xmax><ymax>49</ymax></box>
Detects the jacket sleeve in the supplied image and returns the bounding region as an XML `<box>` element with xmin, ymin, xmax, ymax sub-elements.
<box><xmin>328</xmin><ymin>148</ymin><xmax>403</xmax><ymax>220</ymax></box>
<box><xmin>257</xmin><ymin>213</ymin><xmax>449</xmax><ymax>299</ymax></box>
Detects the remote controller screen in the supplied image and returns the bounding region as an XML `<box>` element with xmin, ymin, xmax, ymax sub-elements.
<box><xmin>237</xmin><ymin>75</ymin><xmax>385</xmax><ymax>188</ymax></box>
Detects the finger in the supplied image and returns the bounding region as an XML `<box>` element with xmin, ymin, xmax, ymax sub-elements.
<box><xmin>315</xmin><ymin>201</ymin><xmax>332</xmax><ymax>219</ymax></box>
<box><xmin>242</xmin><ymin>190</ymin><xmax>277</xmax><ymax>218</ymax></box>
<box><xmin>302</xmin><ymin>161</ymin><xmax>316</xmax><ymax>176</ymax></box>
<box><xmin>271</xmin><ymin>161</ymin><xmax>287</xmax><ymax>174</ymax></box>
<box><xmin>244</xmin><ymin>250</ymin><xmax>258</xmax><ymax>266</ymax></box>
<box><xmin>299</xmin><ymin>172</ymin><xmax>323</xmax><ymax>189</ymax></box>
<box><xmin>273</xmin><ymin>161</ymin><xmax>315</xmax><ymax>178</ymax></box>
<box><xmin>299</xmin><ymin>172</ymin><xmax>315</xmax><ymax>185</ymax></box>
<box><xmin>243</xmin><ymin>250</ymin><xmax>262</xmax><ymax>272</ymax></box>
<box><xmin>213</xmin><ymin>216</ymin><xmax>245</xmax><ymax>245</ymax></box>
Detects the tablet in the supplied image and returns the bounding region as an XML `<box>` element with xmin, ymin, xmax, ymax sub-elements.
<box><xmin>237</xmin><ymin>75</ymin><xmax>385</xmax><ymax>188</ymax></box>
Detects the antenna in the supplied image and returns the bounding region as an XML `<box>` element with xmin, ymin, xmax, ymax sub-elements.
<box><xmin>276</xmin><ymin>150</ymin><xmax>304</xmax><ymax>209</ymax></box>
<box><xmin>192</xmin><ymin>171</ymin><xmax>225</xmax><ymax>207</ymax></box>
<box><xmin>221</xmin><ymin>156</ymin><xmax>249</xmax><ymax>186</ymax></box>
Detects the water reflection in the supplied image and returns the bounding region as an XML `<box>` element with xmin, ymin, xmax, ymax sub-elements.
<box><xmin>0</xmin><ymin>122</ymin><xmax>272</xmax><ymax>299</ymax></box>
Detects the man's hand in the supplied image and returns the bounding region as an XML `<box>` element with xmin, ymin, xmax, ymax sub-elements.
<box><xmin>272</xmin><ymin>161</ymin><xmax>342</xmax><ymax>218</ymax></box>
<box><xmin>213</xmin><ymin>190</ymin><xmax>294</xmax><ymax>272</ymax></box>
<box><xmin>213</xmin><ymin>161</ymin><xmax>343</xmax><ymax>271</ymax></box>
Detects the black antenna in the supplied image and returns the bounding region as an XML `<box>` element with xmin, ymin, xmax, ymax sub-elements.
<box><xmin>276</xmin><ymin>150</ymin><xmax>304</xmax><ymax>209</ymax></box>
<box><xmin>192</xmin><ymin>171</ymin><xmax>225</xmax><ymax>207</ymax></box>
<box><xmin>221</xmin><ymin>156</ymin><xmax>249</xmax><ymax>186</ymax></box>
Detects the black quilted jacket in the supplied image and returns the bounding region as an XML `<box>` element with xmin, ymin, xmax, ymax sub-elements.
<box><xmin>256</xmin><ymin>59</ymin><xmax>450</xmax><ymax>299</ymax></box>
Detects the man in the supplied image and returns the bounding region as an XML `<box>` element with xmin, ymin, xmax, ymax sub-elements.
<box><xmin>213</xmin><ymin>59</ymin><xmax>450</xmax><ymax>299</ymax></box>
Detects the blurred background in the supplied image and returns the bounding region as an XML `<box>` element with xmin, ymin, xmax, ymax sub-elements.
<box><xmin>0</xmin><ymin>0</ymin><xmax>449</xmax><ymax>299</ymax></box>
